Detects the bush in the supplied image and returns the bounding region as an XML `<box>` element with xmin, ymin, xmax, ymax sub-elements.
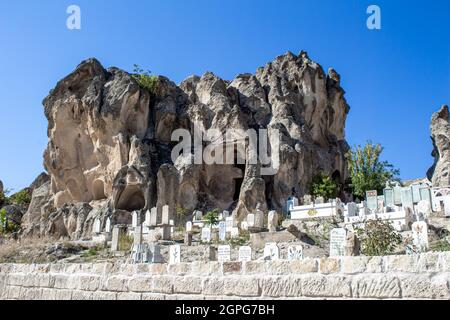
<box><xmin>204</xmin><ymin>208</ymin><xmax>220</xmax><ymax>226</ymax></box>
<box><xmin>132</xmin><ymin>64</ymin><xmax>158</xmax><ymax>94</ymax></box>
<box><xmin>0</xmin><ymin>208</ymin><xmax>20</xmax><ymax>234</ymax></box>
<box><xmin>310</xmin><ymin>172</ymin><xmax>339</xmax><ymax>200</ymax></box>
<box><xmin>355</xmin><ymin>219</ymin><xmax>402</xmax><ymax>256</ymax></box>
<box><xmin>10</xmin><ymin>189</ymin><xmax>31</xmax><ymax>206</ymax></box>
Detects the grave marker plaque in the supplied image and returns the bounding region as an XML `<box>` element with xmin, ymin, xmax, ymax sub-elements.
<box><xmin>401</xmin><ymin>187</ymin><xmax>414</xmax><ymax>209</ymax></box>
<box><xmin>329</xmin><ymin>228</ymin><xmax>347</xmax><ymax>257</ymax></box>
<box><xmin>169</xmin><ymin>245</ymin><xmax>181</xmax><ymax>264</ymax></box>
<box><xmin>393</xmin><ymin>186</ymin><xmax>402</xmax><ymax>205</ymax></box>
<box><xmin>287</xmin><ymin>245</ymin><xmax>303</xmax><ymax>260</ymax></box>
<box><xmin>219</xmin><ymin>221</ymin><xmax>227</xmax><ymax>241</ymax></box>
<box><xmin>201</xmin><ymin>227</ymin><xmax>211</xmax><ymax>243</ymax></box>
<box><xmin>366</xmin><ymin>190</ymin><xmax>378</xmax><ymax>212</ymax></box>
<box><xmin>412</xmin><ymin>221</ymin><xmax>429</xmax><ymax>251</ymax></box>
<box><xmin>218</xmin><ymin>245</ymin><xmax>231</xmax><ymax>262</ymax></box>
<box><xmin>263</xmin><ymin>243</ymin><xmax>279</xmax><ymax>260</ymax></box>
<box><xmin>238</xmin><ymin>246</ymin><xmax>252</xmax><ymax>262</ymax></box>
<box><xmin>384</xmin><ymin>188</ymin><xmax>394</xmax><ymax>207</ymax></box>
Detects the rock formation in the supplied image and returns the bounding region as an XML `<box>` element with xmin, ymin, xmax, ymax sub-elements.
<box><xmin>427</xmin><ymin>105</ymin><xmax>450</xmax><ymax>187</ymax></box>
<box><xmin>21</xmin><ymin>51</ymin><xmax>351</xmax><ymax>238</ymax></box>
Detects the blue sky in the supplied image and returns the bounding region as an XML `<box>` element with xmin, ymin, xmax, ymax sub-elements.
<box><xmin>0</xmin><ymin>0</ymin><xmax>449</xmax><ymax>192</ymax></box>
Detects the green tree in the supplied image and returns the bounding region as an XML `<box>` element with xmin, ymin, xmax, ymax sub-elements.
<box><xmin>0</xmin><ymin>208</ymin><xmax>19</xmax><ymax>234</ymax></box>
<box><xmin>310</xmin><ymin>172</ymin><xmax>339</xmax><ymax>200</ymax></box>
<box><xmin>346</xmin><ymin>141</ymin><xmax>399</xmax><ymax>199</ymax></box>
<box><xmin>132</xmin><ymin>64</ymin><xmax>158</xmax><ymax>94</ymax></box>
<box><xmin>203</xmin><ymin>208</ymin><xmax>220</xmax><ymax>226</ymax></box>
<box><xmin>355</xmin><ymin>219</ymin><xmax>402</xmax><ymax>256</ymax></box>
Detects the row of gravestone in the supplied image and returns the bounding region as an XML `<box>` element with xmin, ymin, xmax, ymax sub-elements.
<box><xmin>163</xmin><ymin>243</ymin><xmax>304</xmax><ymax>265</ymax></box>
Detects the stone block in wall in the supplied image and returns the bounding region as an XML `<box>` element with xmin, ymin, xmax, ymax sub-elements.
<box><xmin>117</xmin><ymin>292</ymin><xmax>142</xmax><ymax>300</ymax></box>
<box><xmin>243</xmin><ymin>261</ymin><xmax>267</xmax><ymax>275</ymax></box>
<box><xmin>351</xmin><ymin>274</ymin><xmax>401</xmax><ymax>299</ymax></box>
<box><xmin>319</xmin><ymin>258</ymin><xmax>340</xmax><ymax>274</ymax></box>
<box><xmin>289</xmin><ymin>259</ymin><xmax>318</xmax><ymax>274</ymax></box>
<box><xmin>341</xmin><ymin>257</ymin><xmax>368</xmax><ymax>274</ymax></box>
<box><xmin>104</xmin><ymin>275</ymin><xmax>130</xmax><ymax>292</ymax></box>
<box><xmin>260</xmin><ymin>276</ymin><xmax>301</xmax><ymax>297</ymax></box>
<box><xmin>152</xmin><ymin>275</ymin><xmax>174</xmax><ymax>294</ymax></box>
<box><xmin>128</xmin><ymin>276</ymin><xmax>153</xmax><ymax>292</ymax></box>
<box><xmin>168</xmin><ymin>262</ymin><xmax>192</xmax><ymax>276</ymax></box>
<box><xmin>301</xmin><ymin>274</ymin><xmax>351</xmax><ymax>298</ymax></box>
<box><xmin>222</xmin><ymin>262</ymin><xmax>242</xmax><ymax>275</ymax></box>
<box><xmin>190</xmin><ymin>262</ymin><xmax>221</xmax><ymax>276</ymax></box>
<box><xmin>385</xmin><ymin>255</ymin><xmax>419</xmax><ymax>273</ymax></box>
<box><xmin>92</xmin><ymin>291</ymin><xmax>117</xmax><ymax>300</ymax></box>
<box><xmin>173</xmin><ymin>276</ymin><xmax>203</xmax><ymax>294</ymax></box>
<box><xmin>399</xmin><ymin>274</ymin><xmax>449</xmax><ymax>299</ymax></box>
<box><xmin>141</xmin><ymin>293</ymin><xmax>166</xmax><ymax>300</ymax></box>
<box><xmin>202</xmin><ymin>277</ymin><xmax>225</xmax><ymax>296</ymax></box>
<box><xmin>365</xmin><ymin>256</ymin><xmax>384</xmax><ymax>273</ymax></box>
<box><xmin>223</xmin><ymin>277</ymin><xmax>260</xmax><ymax>297</ymax></box>
<box><xmin>417</xmin><ymin>253</ymin><xmax>441</xmax><ymax>273</ymax></box>
<box><xmin>266</xmin><ymin>261</ymin><xmax>290</xmax><ymax>275</ymax></box>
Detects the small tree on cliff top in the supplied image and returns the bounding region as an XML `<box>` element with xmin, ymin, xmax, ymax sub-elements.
<box><xmin>346</xmin><ymin>141</ymin><xmax>399</xmax><ymax>199</ymax></box>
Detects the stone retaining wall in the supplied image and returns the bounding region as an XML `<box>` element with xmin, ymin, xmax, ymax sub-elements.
<box><xmin>1</xmin><ymin>252</ymin><xmax>450</xmax><ymax>300</ymax></box>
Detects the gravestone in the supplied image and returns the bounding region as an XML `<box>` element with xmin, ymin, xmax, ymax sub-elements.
<box><xmin>149</xmin><ymin>243</ymin><xmax>164</xmax><ymax>263</ymax></box>
<box><xmin>132</xmin><ymin>211</ymin><xmax>139</xmax><ymax>228</ymax></box>
<box><xmin>287</xmin><ymin>245</ymin><xmax>303</xmax><ymax>260</ymax></box>
<box><xmin>366</xmin><ymin>190</ymin><xmax>378</xmax><ymax>212</ymax></box>
<box><xmin>105</xmin><ymin>218</ymin><xmax>111</xmax><ymax>233</ymax></box>
<box><xmin>384</xmin><ymin>188</ymin><xmax>394</xmax><ymax>208</ymax></box>
<box><xmin>226</xmin><ymin>217</ymin><xmax>234</xmax><ymax>231</ymax></box>
<box><xmin>315</xmin><ymin>196</ymin><xmax>324</xmax><ymax>204</ymax></box>
<box><xmin>254</xmin><ymin>208</ymin><xmax>264</xmax><ymax>229</ymax></box>
<box><xmin>417</xmin><ymin>200</ymin><xmax>431</xmax><ymax>221</ymax></box>
<box><xmin>263</xmin><ymin>243</ymin><xmax>279</xmax><ymax>260</ymax></box>
<box><xmin>231</xmin><ymin>227</ymin><xmax>239</xmax><ymax>238</ymax></box>
<box><xmin>393</xmin><ymin>185</ymin><xmax>402</xmax><ymax>205</ymax></box>
<box><xmin>302</xmin><ymin>195</ymin><xmax>312</xmax><ymax>205</ymax></box>
<box><xmin>169</xmin><ymin>245</ymin><xmax>181</xmax><ymax>264</ymax></box>
<box><xmin>162</xmin><ymin>205</ymin><xmax>170</xmax><ymax>225</ymax></box>
<box><xmin>241</xmin><ymin>221</ymin><xmax>249</xmax><ymax>231</ymax></box>
<box><xmin>329</xmin><ymin>228</ymin><xmax>347</xmax><ymax>257</ymax></box>
<box><xmin>412</xmin><ymin>221</ymin><xmax>429</xmax><ymax>251</ymax></box>
<box><xmin>412</xmin><ymin>184</ymin><xmax>422</xmax><ymax>203</ymax></box>
<box><xmin>133</xmin><ymin>225</ymin><xmax>143</xmax><ymax>245</ymax></box>
<box><xmin>401</xmin><ymin>187</ymin><xmax>414</xmax><ymax>209</ymax></box>
<box><xmin>111</xmin><ymin>226</ymin><xmax>122</xmax><ymax>252</ymax></box>
<box><xmin>93</xmin><ymin>218</ymin><xmax>101</xmax><ymax>234</ymax></box>
<box><xmin>222</xmin><ymin>210</ymin><xmax>230</xmax><ymax>219</ymax></box>
<box><xmin>238</xmin><ymin>246</ymin><xmax>252</xmax><ymax>262</ymax></box>
<box><xmin>201</xmin><ymin>227</ymin><xmax>211</xmax><ymax>243</ymax></box>
<box><xmin>186</xmin><ymin>221</ymin><xmax>192</xmax><ymax>233</ymax></box>
<box><xmin>268</xmin><ymin>211</ymin><xmax>278</xmax><ymax>232</ymax></box>
<box><xmin>246</xmin><ymin>214</ymin><xmax>255</xmax><ymax>227</ymax></box>
<box><xmin>193</xmin><ymin>210</ymin><xmax>203</xmax><ymax>221</ymax></box>
<box><xmin>444</xmin><ymin>195</ymin><xmax>450</xmax><ymax>217</ymax></box>
<box><xmin>218</xmin><ymin>221</ymin><xmax>227</xmax><ymax>241</ymax></box>
<box><xmin>347</xmin><ymin>202</ymin><xmax>358</xmax><ymax>217</ymax></box>
<box><xmin>377</xmin><ymin>195</ymin><xmax>385</xmax><ymax>212</ymax></box>
<box><xmin>218</xmin><ymin>245</ymin><xmax>231</xmax><ymax>262</ymax></box>
<box><xmin>150</xmin><ymin>207</ymin><xmax>158</xmax><ymax>227</ymax></box>
<box><xmin>419</xmin><ymin>188</ymin><xmax>432</xmax><ymax>206</ymax></box>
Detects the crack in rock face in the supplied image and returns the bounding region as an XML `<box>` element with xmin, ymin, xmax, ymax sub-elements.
<box><xmin>21</xmin><ymin>51</ymin><xmax>351</xmax><ymax>238</ymax></box>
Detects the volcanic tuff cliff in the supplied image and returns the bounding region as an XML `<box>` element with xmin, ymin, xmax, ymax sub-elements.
<box><xmin>427</xmin><ymin>105</ymin><xmax>450</xmax><ymax>187</ymax></box>
<box><xmin>21</xmin><ymin>51</ymin><xmax>351</xmax><ymax>239</ymax></box>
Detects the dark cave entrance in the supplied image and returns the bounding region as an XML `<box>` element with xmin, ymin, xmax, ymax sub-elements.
<box><xmin>116</xmin><ymin>185</ymin><xmax>146</xmax><ymax>212</ymax></box>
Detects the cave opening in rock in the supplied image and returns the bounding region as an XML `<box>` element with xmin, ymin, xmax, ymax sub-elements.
<box><xmin>116</xmin><ymin>185</ymin><xmax>146</xmax><ymax>211</ymax></box>
<box><xmin>92</xmin><ymin>179</ymin><xmax>107</xmax><ymax>200</ymax></box>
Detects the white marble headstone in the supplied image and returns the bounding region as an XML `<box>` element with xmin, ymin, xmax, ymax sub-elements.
<box><xmin>263</xmin><ymin>243</ymin><xmax>279</xmax><ymax>260</ymax></box>
<box><xmin>162</xmin><ymin>205</ymin><xmax>170</xmax><ymax>225</ymax></box>
<box><xmin>287</xmin><ymin>245</ymin><xmax>303</xmax><ymax>260</ymax></box>
<box><xmin>238</xmin><ymin>246</ymin><xmax>252</xmax><ymax>262</ymax></box>
<box><xmin>105</xmin><ymin>218</ymin><xmax>111</xmax><ymax>233</ymax></box>
<box><xmin>93</xmin><ymin>218</ymin><xmax>101</xmax><ymax>234</ymax></box>
<box><xmin>218</xmin><ymin>221</ymin><xmax>226</xmax><ymax>241</ymax></box>
<box><xmin>169</xmin><ymin>245</ymin><xmax>181</xmax><ymax>264</ymax></box>
<box><xmin>444</xmin><ymin>195</ymin><xmax>450</xmax><ymax>217</ymax></box>
<box><xmin>231</xmin><ymin>227</ymin><xmax>239</xmax><ymax>238</ymax></box>
<box><xmin>246</xmin><ymin>214</ymin><xmax>255</xmax><ymax>227</ymax></box>
<box><xmin>218</xmin><ymin>245</ymin><xmax>231</xmax><ymax>262</ymax></box>
<box><xmin>201</xmin><ymin>227</ymin><xmax>211</xmax><ymax>243</ymax></box>
<box><xmin>150</xmin><ymin>207</ymin><xmax>158</xmax><ymax>226</ymax></box>
<box><xmin>186</xmin><ymin>221</ymin><xmax>192</xmax><ymax>232</ymax></box>
<box><xmin>132</xmin><ymin>211</ymin><xmax>138</xmax><ymax>228</ymax></box>
<box><xmin>329</xmin><ymin>228</ymin><xmax>347</xmax><ymax>257</ymax></box>
<box><xmin>412</xmin><ymin>221</ymin><xmax>429</xmax><ymax>251</ymax></box>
